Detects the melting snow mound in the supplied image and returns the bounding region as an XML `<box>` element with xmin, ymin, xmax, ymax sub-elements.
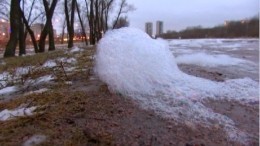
<box><xmin>95</xmin><ymin>27</ymin><xmax>259</xmax><ymax>144</ymax></box>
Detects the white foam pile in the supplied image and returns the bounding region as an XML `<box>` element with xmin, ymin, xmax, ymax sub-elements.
<box><xmin>95</xmin><ymin>27</ymin><xmax>259</xmax><ymax>144</ymax></box>
<box><xmin>175</xmin><ymin>52</ymin><xmax>250</xmax><ymax>67</ymax></box>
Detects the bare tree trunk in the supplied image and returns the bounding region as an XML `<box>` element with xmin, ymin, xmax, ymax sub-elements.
<box><xmin>89</xmin><ymin>0</ymin><xmax>95</xmax><ymax>44</ymax></box>
<box><xmin>38</xmin><ymin>0</ymin><xmax>58</xmax><ymax>52</ymax></box>
<box><xmin>19</xmin><ymin>7</ymin><xmax>39</xmax><ymax>53</ymax></box>
<box><xmin>76</xmin><ymin>1</ymin><xmax>88</xmax><ymax>45</ymax></box>
<box><xmin>48</xmin><ymin>23</ymin><xmax>55</xmax><ymax>51</ymax></box>
<box><xmin>65</xmin><ymin>0</ymin><xmax>76</xmax><ymax>48</ymax></box>
<box><xmin>19</xmin><ymin>17</ymin><xmax>26</xmax><ymax>56</ymax></box>
<box><xmin>19</xmin><ymin>0</ymin><xmax>26</xmax><ymax>56</ymax></box>
<box><xmin>94</xmin><ymin>0</ymin><xmax>100</xmax><ymax>40</ymax></box>
<box><xmin>4</xmin><ymin>0</ymin><xmax>20</xmax><ymax>57</ymax></box>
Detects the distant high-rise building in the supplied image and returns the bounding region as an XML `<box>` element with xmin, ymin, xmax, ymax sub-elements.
<box><xmin>145</xmin><ymin>22</ymin><xmax>153</xmax><ymax>37</ymax></box>
<box><xmin>156</xmin><ymin>21</ymin><xmax>163</xmax><ymax>36</ymax></box>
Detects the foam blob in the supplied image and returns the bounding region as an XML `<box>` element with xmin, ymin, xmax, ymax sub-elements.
<box><xmin>95</xmin><ymin>27</ymin><xmax>259</xmax><ymax>144</ymax></box>
<box><xmin>95</xmin><ymin>28</ymin><xmax>180</xmax><ymax>95</ymax></box>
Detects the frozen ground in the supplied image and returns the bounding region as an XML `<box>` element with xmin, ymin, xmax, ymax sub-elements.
<box><xmin>168</xmin><ymin>38</ymin><xmax>259</xmax><ymax>81</ymax></box>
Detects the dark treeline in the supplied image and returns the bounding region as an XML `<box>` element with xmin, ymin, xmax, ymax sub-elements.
<box><xmin>160</xmin><ymin>16</ymin><xmax>259</xmax><ymax>39</ymax></box>
<box><xmin>0</xmin><ymin>0</ymin><xmax>133</xmax><ymax>58</ymax></box>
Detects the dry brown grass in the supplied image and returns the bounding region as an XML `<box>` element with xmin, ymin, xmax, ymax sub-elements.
<box><xmin>0</xmin><ymin>46</ymin><xmax>108</xmax><ymax>145</ymax></box>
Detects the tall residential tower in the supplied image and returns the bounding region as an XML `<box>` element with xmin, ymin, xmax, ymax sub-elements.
<box><xmin>145</xmin><ymin>22</ymin><xmax>153</xmax><ymax>37</ymax></box>
<box><xmin>156</xmin><ymin>21</ymin><xmax>163</xmax><ymax>36</ymax></box>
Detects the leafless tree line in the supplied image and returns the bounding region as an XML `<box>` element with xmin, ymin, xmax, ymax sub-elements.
<box><xmin>0</xmin><ymin>0</ymin><xmax>134</xmax><ymax>57</ymax></box>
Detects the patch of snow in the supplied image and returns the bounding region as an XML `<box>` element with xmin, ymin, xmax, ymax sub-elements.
<box><xmin>95</xmin><ymin>27</ymin><xmax>259</xmax><ymax>144</ymax></box>
<box><xmin>70</xmin><ymin>46</ymin><xmax>83</xmax><ymax>53</ymax></box>
<box><xmin>0</xmin><ymin>86</ymin><xmax>18</xmax><ymax>95</ymax></box>
<box><xmin>0</xmin><ymin>106</ymin><xmax>37</xmax><ymax>121</ymax></box>
<box><xmin>35</xmin><ymin>75</ymin><xmax>54</xmax><ymax>84</ymax></box>
<box><xmin>66</xmin><ymin>58</ymin><xmax>77</xmax><ymax>64</ymax></box>
<box><xmin>0</xmin><ymin>72</ymin><xmax>11</xmax><ymax>88</ymax></box>
<box><xmin>175</xmin><ymin>52</ymin><xmax>249</xmax><ymax>67</ymax></box>
<box><xmin>57</xmin><ymin>57</ymin><xmax>77</xmax><ymax>64</ymax></box>
<box><xmin>16</xmin><ymin>66</ymin><xmax>33</xmax><ymax>76</ymax></box>
<box><xmin>23</xmin><ymin>134</ymin><xmax>47</xmax><ymax>146</ymax></box>
<box><xmin>43</xmin><ymin>60</ymin><xmax>57</xmax><ymax>68</ymax></box>
<box><xmin>25</xmin><ymin>75</ymin><xmax>54</xmax><ymax>86</ymax></box>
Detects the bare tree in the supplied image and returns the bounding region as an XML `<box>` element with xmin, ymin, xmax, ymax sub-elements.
<box><xmin>76</xmin><ymin>1</ymin><xmax>88</xmax><ymax>45</ymax></box>
<box><xmin>64</xmin><ymin>0</ymin><xmax>76</xmax><ymax>48</ymax></box>
<box><xmin>113</xmin><ymin>16</ymin><xmax>129</xmax><ymax>29</ymax></box>
<box><xmin>112</xmin><ymin>0</ymin><xmax>134</xmax><ymax>29</ymax></box>
<box><xmin>4</xmin><ymin>0</ymin><xmax>20</xmax><ymax>57</ymax></box>
<box><xmin>38</xmin><ymin>0</ymin><xmax>58</xmax><ymax>52</ymax></box>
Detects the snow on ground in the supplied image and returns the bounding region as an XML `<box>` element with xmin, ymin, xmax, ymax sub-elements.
<box><xmin>168</xmin><ymin>38</ymin><xmax>258</xmax><ymax>50</ymax></box>
<box><xmin>0</xmin><ymin>106</ymin><xmax>37</xmax><ymax>121</ymax></box>
<box><xmin>0</xmin><ymin>86</ymin><xmax>18</xmax><ymax>96</ymax></box>
<box><xmin>24</xmin><ymin>75</ymin><xmax>54</xmax><ymax>87</ymax></box>
<box><xmin>16</xmin><ymin>66</ymin><xmax>33</xmax><ymax>76</ymax></box>
<box><xmin>33</xmin><ymin>75</ymin><xmax>54</xmax><ymax>85</ymax></box>
<box><xmin>58</xmin><ymin>57</ymin><xmax>77</xmax><ymax>64</ymax></box>
<box><xmin>23</xmin><ymin>134</ymin><xmax>47</xmax><ymax>146</ymax></box>
<box><xmin>43</xmin><ymin>60</ymin><xmax>57</xmax><ymax>68</ymax></box>
<box><xmin>0</xmin><ymin>72</ymin><xmax>11</xmax><ymax>88</ymax></box>
<box><xmin>70</xmin><ymin>46</ymin><xmax>84</xmax><ymax>53</ymax></box>
<box><xmin>95</xmin><ymin>27</ymin><xmax>259</xmax><ymax>144</ymax></box>
<box><xmin>175</xmin><ymin>52</ymin><xmax>251</xmax><ymax>67</ymax></box>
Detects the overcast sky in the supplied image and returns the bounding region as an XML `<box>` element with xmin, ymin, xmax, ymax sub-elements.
<box><xmin>127</xmin><ymin>0</ymin><xmax>259</xmax><ymax>32</ymax></box>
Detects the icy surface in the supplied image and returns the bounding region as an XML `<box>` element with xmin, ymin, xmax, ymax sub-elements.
<box><xmin>0</xmin><ymin>86</ymin><xmax>17</xmax><ymax>95</ymax></box>
<box><xmin>168</xmin><ymin>38</ymin><xmax>258</xmax><ymax>51</ymax></box>
<box><xmin>175</xmin><ymin>52</ymin><xmax>251</xmax><ymax>67</ymax></box>
<box><xmin>0</xmin><ymin>106</ymin><xmax>37</xmax><ymax>121</ymax></box>
<box><xmin>95</xmin><ymin>27</ymin><xmax>259</xmax><ymax>143</ymax></box>
<box><xmin>23</xmin><ymin>134</ymin><xmax>47</xmax><ymax>146</ymax></box>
